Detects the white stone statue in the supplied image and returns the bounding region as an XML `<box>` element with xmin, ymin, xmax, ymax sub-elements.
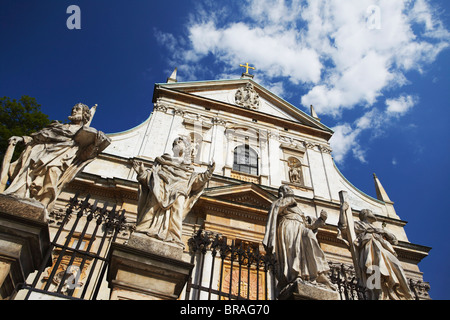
<box><xmin>1</xmin><ymin>103</ymin><xmax>110</xmax><ymax>212</ymax></box>
<box><xmin>263</xmin><ymin>185</ymin><xmax>336</xmax><ymax>294</ymax></box>
<box><xmin>132</xmin><ymin>137</ymin><xmax>215</xmax><ymax>247</ymax></box>
<box><xmin>350</xmin><ymin>206</ymin><xmax>413</xmax><ymax>300</ymax></box>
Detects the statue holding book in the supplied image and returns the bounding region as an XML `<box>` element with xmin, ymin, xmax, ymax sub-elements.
<box><xmin>0</xmin><ymin>103</ymin><xmax>110</xmax><ymax>212</ymax></box>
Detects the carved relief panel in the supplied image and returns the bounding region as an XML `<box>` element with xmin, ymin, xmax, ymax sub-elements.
<box><xmin>279</xmin><ymin>139</ymin><xmax>309</xmax><ymax>188</ymax></box>
<box><xmin>235</xmin><ymin>83</ymin><xmax>260</xmax><ymax>110</ymax></box>
<box><xmin>287</xmin><ymin>157</ymin><xmax>304</xmax><ymax>185</ymax></box>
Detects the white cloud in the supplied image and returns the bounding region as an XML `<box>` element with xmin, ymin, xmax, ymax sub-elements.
<box><xmin>299</xmin><ymin>0</ymin><xmax>449</xmax><ymax>117</ymax></box>
<box><xmin>329</xmin><ymin>108</ymin><xmax>382</xmax><ymax>164</ymax></box>
<box><xmin>409</xmin><ymin>0</ymin><xmax>450</xmax><ymax>39</ymax></box>
<box><xmin>329</xmin><ymin>123</ymin><xmax>367</xmax><ymax>164</ymax></box>
<box><xmin>301</xmin><ymin>52</ymin><xmax>394</xmax><ymax>116</ymax></box>
<box><xmin>245</xmin><ymin>0</ymin><xmax>304</xmax><ymax>26</ymax></box>
<box><xmin>155</xmin><ymin>0</ymin><xmax>449</xmax><ymax>163</ymax></box>
<box><xmin>386</xmin><ymin>95</ymin><xmax>419</xmax><ymax>116</ymax></box>
<box><xmin>187</xmin><ymin>21</ymin><xmax>324</xmax><ymax>84</ymax></box>
<box><xmin>330</xmin><ymin>94</ymin><xmax>418</xmax><ymax>164</ymax></box>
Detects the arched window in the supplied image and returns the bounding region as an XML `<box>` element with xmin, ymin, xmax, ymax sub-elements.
<box><xmin>233</xmin><ymin>145</ymin><xmax>258</xmax><ymax>176</ymax></box>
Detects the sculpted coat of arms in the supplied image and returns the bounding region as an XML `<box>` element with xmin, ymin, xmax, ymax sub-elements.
<box><xmin>235</xmin><ymin>83</ymin><xmax>260</xmax><ymax>110</ymax></box>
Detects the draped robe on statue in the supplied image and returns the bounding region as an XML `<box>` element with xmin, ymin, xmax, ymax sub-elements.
<box><xmin>135</xmin><ymin>154</ymin><xmax>212</xmax><ymax>246</ymax></box>
<box><xmin>354</xmin><ymin>218</ymin><xmax>413</xmax><ymax>300</ymax></box>
<box><xmin>4</xmin><ymin>121</ymin><xmax>108</xmax><ymax>211</ymax></box>
<box><xmin>263</xmin><ymin>189</ymin><xmax>330</xmax><ymax>290</ymax></box>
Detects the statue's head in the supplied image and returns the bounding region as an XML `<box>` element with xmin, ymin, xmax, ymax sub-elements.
<box><xmin>172</xmin><ymin>137</ymin><xmax>191</xmax><ymax>161</ymax></box>
<box><xmin>359</xmin><ymin>209</ymin><xmax>377</xmax><ymax>223</ymax></box>
<box><xmin>278</xmin><ymin>185</ymin><xmax>293</xmax><ymax>198</ymax></box>
<box><xmin>319</xmin><ymin>209</ymin><xmax>328</xmax><ymax>221</ymax></box>
<box><xmin>69</xmin><ymin>103</ymin><xmax>91</xmax><ymax>125</ymax></box>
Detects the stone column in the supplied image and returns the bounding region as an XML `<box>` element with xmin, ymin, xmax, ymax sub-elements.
<box><xmin>210</xmin><ymin>118</ymin><xmax>227</xmax><ymax>175</ymax></box>
<box><xmin>0</xmin><ymin>194</ymin><xmax>51</xmax><ymax>299</ymax></box>
<box><xmin>267</xmin><ymin>130</ymin><xmax>281</xmax><ymax>187</ymax></box>
<box><xmin>223</xmin><ymin>130</ymin><xmax>235</xmax><ymax>177</ymax></box>
<box><xmin>107</xmin><ymin>233</ymin><xmax>194</xmax><ymax>300</ymax></box>
<box><xmin>142</xmin><ymin>103</ymin><xmax>173</xmax><ymax>158</ymax></box>
<box><xmin>259</xmin><ymin>129</ymin><xmax>269</xmax><ymax>185</ymax></box>
<box><xmin>306</xmin><ymin>142</ymin><xmax>330</xmax><ymax>200</ymax></box>
<box><xmin>164</xmin><ymin>108</ymin><xmax>185</xmax><ymax>155</ymax></box>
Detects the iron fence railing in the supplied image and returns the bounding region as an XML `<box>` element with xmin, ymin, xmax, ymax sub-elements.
<box><xmin>185</xmin><ymin>229</ymin><xmax>373</xmax><ymax>301</ymax></box>
<box><xmin>185</xmin><ymin>229</ymin><xmax>276</xmax><ymax>300</ymax></box>
<box><xmin>12</xmin><ymin>202</ymin><xmax>426</xmax><ymax>301</ymax></box>
<box><xmin>328</xmin><ymin>262</ymin><xmax>367</xmax><ymax>300</ymax></box>
<box><xmin>17</xmin><ymin>192</ymin><xmax>126</xmax><ymax>300</ymax></box>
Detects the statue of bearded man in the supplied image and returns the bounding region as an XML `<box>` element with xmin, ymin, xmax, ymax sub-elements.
<box><xmin>2</xmin><ymin>103</ymin><xmax>110</xmax><ymax>212</ymax></box>
<box><xmin>132</xmin><ymin>137</ymin><xmax>215</xmax><ymax>247</ymax></box>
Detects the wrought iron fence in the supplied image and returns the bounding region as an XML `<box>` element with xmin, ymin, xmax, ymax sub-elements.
<box><xmin>185</xmin><ymin>229</ymin><xmax>374</xmax><ymax>301</ymax></box>
<box><xmin>185</xmin><ymin>229</ymin><xmax>276</xmax><ymax>300</ymax></box>
<box><xmin>17</xmin><ymin>192</ymin><xmax>126</xmax><ymax>300</ymax></box>
<box><xmin>328</xmin><ymin>262</ymin><xmax>427</xmax><ymax>300</ymax></box>
<box><xmin>13</xmin><ymin>200</ymin><xmax>425</xmax><ymax>301</ymax></box>
<box><xmin>328</xmin><ymin>262</ymin><xmax>367</xmax><ymax>300</ymax></box>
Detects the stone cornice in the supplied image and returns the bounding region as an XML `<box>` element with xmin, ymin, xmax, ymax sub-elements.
<box><xmin>197</xmin><ymin>196</ymin><xmax>267</xmax><ymax>223</ymax></box>
<box><xmin>153</xmin><ymin>79</ymin><xmax>333</xmax><ymax>133</ymax></box>
<box><xmin>153</xmin><ymin>85</ymin><xmax>333</xmax><ymax>141</ymax></box>
<box><xmin>68</xmin><ymin>172</ymin><xmax>139</xmax><ymax>201</ymax></box>
<box><xmin>317</xmin><ymin>225</ymin><xmax>431</xmax><ymax>263</ymax></box>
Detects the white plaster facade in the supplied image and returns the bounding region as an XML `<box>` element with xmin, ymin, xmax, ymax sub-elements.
<box><xmin>5</xmin><ymin>75</ymin><xmax>431</xmax><ymax>301</ymax></box>
<box><xmin>84</xmin><ymin>77</ymin><xmax>406</xmax><ymax>240</ymax></box>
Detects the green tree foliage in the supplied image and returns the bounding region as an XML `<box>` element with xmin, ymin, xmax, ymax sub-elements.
<box><xmin>0</xmin><ymin>96</ymin><xmax>51</xmax><ymax>162</ymax></box>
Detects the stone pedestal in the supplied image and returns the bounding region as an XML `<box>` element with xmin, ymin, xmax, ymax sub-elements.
<box><xmin>0</xmin><ymin>194</ymin><xmax>51</xmax><ymax>299</ymax></box>
<box><xmin>107</xmin><ymin>233</ymin><xmax>194</xmax><ymax>300</ymax></box>
<box><xmin>278</xmin><ymin>278</ymin><xmax>340</xmax><ymax>300</ymax></box>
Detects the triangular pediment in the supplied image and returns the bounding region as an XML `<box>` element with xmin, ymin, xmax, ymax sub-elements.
<box><xmin>154</xmin><ymin>78</ymin><xmax>333</xmax><ymax>136</ymax></box>
<box><xmin>202</xmin><ymin>183</ymin><xmax>277</xmax><ymax>210</ymax></box>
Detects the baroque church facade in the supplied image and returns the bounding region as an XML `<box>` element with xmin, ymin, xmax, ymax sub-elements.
<box><xmin>0</xmin><ymin>69</ymin><xmax>431</xmax><ymax>300</ymax></box>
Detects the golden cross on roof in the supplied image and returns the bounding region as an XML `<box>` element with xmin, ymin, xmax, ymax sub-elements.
<box><xmin>239</xmin><ymin>62</ymin><xmax>255</xmax><ymax>74</ymax></box>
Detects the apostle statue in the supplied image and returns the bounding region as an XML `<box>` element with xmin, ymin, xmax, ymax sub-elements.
<box><xmin>132</xmin><ymin>137</ymin><xmax>215</xmax><ymax>247</ymax></box>
<box><xmin>1</xmin><ymin>103</ymin><xmax>110</xmax><ymax>212</ymax></box>
<box><xmin>263</xmin><ymin>185</ymin><xmax>336</xmax><ymax>294</ymax></box>
<box><xmin>343</xmin><ymin>204</ymin><xmax>413</xmax><ymax>300</ymax></box>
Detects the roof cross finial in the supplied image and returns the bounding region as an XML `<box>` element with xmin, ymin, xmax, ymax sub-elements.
<box><xmin>239</xmin><ymin>62</ymin><xmax>255</xmax><ymax>77</ymax></box>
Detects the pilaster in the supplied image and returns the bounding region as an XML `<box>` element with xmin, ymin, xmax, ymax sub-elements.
<box><xmin>0</xmin><ymin>194</ymin><xmax>51</xmax><ymax>299</ymax></box>
<box><xmin>267</xmin><ymin>130</ymin><xmax>281</xmax><ymax>187</ymax></box>
<box><xmin>107</xmin><ymin>233</ymin><xmax>193</xmax><ymax>300</ymax></box>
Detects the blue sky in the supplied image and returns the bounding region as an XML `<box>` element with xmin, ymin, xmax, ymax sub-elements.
<box><xmin>1</xmin><ymin>0</ymin><xmax>449</xmax><ymax>299</ymax></box>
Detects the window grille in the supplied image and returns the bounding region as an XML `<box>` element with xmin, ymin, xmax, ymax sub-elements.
<box><xmin>233</xmin><ymin>145</ymin><xmax>258</xmax><ymax>176</ymax></box>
